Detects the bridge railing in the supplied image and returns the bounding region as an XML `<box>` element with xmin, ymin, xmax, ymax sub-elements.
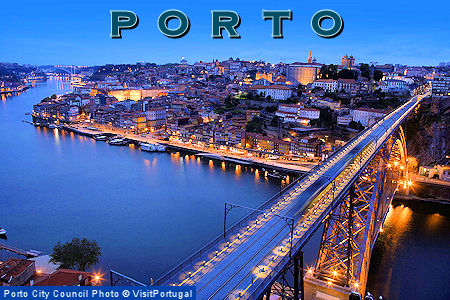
<box><xmin>153</xmin><ymin>175</ymin><xmax>305</xmax><ymax>286</ymax></box>
<box><xmin>154</xmin><ymin>96</ymin><xmax>429</xmax><ymax>287</ymax></box>
<box><xmin>246</xmin><ymin>101</ymin><xmax>424</xmax><ymax>299</ymax></box>
<box><xmin>110</xmin><ymin>270</ymin><xmax>147</xmax><ymax>286</ymax></box>
<box><xmin>246</xmin><ymin>152</ymin><xmax>372</xmax><ymax>299</ymax></box>
<box><xmin>154</xmin><ymin>121</ymin><xmax>379</xmax><ymax>286</ymax></box>
<box><xmin>154</xmin><ymin>100</ymin><xmax>418</xmax><ymax>287</ymax></box>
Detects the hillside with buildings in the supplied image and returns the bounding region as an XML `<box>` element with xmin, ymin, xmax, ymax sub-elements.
<box><xmin>29</xmin><ymin>53</ymin><xmax>449</xmax><ymax>167</ymax></box>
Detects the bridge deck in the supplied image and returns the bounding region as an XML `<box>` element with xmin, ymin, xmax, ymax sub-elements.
<box><xmin>158</xmin><ymin>94</ymin><xmax>425</xmax><ymax>299</ymax></box>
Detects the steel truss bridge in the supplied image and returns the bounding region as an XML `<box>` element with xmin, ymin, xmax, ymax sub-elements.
<box><xmin>113</xmin><ymin>92</ymin><xmax>429</xmax><ymax>299</ymax></box>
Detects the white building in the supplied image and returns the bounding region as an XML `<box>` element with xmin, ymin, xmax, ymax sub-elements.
<box><xmin>383</xmin><ymin>73</ymin><xmax>414</xmax><ymax>84</ymax></box>
<box><xmin>276</xmin><ymin>104</ymin><xmax>319</xmax><ymax>125</ymax></box>
<box><xmin>379</xmin><ymin>79</ymin><xmax>409</xmax><ymax>93</ymax></box>
<box><xmin>351</xmin><ymin>108</ymin><xmax>387</xmax><ymax>126</ymax></box>
<box><xmin>337</xmin><ymin>79</ymin><xmax>358</xmax><ymax>94</ymax></box>
<box><xmin>312</xmin><ymin>79</ymin><xmax>338</xmax><ymax>92</ymax></box>
<box><xmin>298</xmin><ymin>107</ymin><xmax>320</xmax><ymax>119</ymax></box>
<box><xmin>312</xmin><ymin>79</ymin><xmax>358</xmax><ymax>94</ymax></box>
<box><xmin>313</xmin><ymin>97</ymin><xmax>341</xmax><ymax>111</ymax></box>
<box><xmin>337</xmin><ymin>115</ymin><xmax>352</xmax><ymax>126</ymax></box>
<box><xmin>68</xmin><ymin>106</ymin><xmax>80</xmax><ymax>122</ymax></box>
<box><xmin>229</xmin><ymin>61</ymin><xmax>242</xmax><ymax>73</ymax></box>
<box><xmin>431</xmin><ymin>76</ymin><xmax>450</xmax><ymax>97</ymax></box>
<box><xmin>252</xmin><ymin>85</ymin><xmax>293</xmax><ymax>100</ymax></box>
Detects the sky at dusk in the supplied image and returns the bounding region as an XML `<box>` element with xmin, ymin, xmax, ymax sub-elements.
<box><xmin>1</xmin><ymin>0</ymin><xmax>449</xmax><ymax>66</ymax></box>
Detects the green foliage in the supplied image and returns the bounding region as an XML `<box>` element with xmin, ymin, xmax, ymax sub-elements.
<box><xmin>50</xmin><ymin>238</ymin><xmax>101</xmax><ymax>272</ymax></box>
<box><xmin>235</xmin><ymin>92</ymin><xmax>253</xmax><ymax>100</ymax></box>
<box><xmin>359</xmin><ymin>63</ymin><xmax>371</xmax><ymax>79</ymax></box>
<box><xmin>297</xmin><ymin>84</ymin><xmax>305</xmax><ymax>97</ymax></box>
<box><xmin>310</xmin><ymin>107</ymin><xmax>334</xmax><ymax>127</ymax></box>
<box><xmin>359</xmin><ymin>96</ymin><xmax>402</xmax><ymax>110</ymax></box>
<box><xmin>224</xmin><ymin>95</ymin><xmax>239</xmax><ymax>109</ymax></box>
<box><xmin>349</xmin><ymin>121</ymin><xmax>364</xmax><ymax>130</ymax></box>
<box><xmin>264</xmin><ymin>105</ymin><xmax>278</xmax><ymax>113</ymax></box>
<box><xmin>373</xmin><ymin>70</ymin><xmax>384</xmax><ymax>82</ymax></box>
<box><xmin>405</xmin><ymin>101</ymin><xmax>441</xmax><ymax>141</ymax></box>
<box><xmin>281</xmin><ymin>97</ymin><xmax>299</xmax><ymax>104</ymax></box>
<box><xmin>246</xmin><ymin>117</ymin><xmax>264</xmax><ymax>133</ymax></box>
<box><xmin>318</xmin><ymin>64</ymin><xmax>338</xmax><ymax>80</ymax></box>
<box><xmin>270</xmin><ymin>116</ymin><xmax>280</xmax><ymax>127</ymax></box>
<box><xmin>41</xmin><ymin>94</ymin><xmax>58</xmax><ymax>102</ymax></box>
<box><xmin>338</xmin><ymin>69</ymin><xmax>357</xmax><ymax>80</ymax></box>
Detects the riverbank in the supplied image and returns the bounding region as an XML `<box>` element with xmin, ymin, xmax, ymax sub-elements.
<box><xmin>395</xmin><ymin>193</ymin><xmax>450</xmax><ymax>204</ymax></box>
<box><xmin>0</xmin><ymin>85</ymin><xmax>30</xmax><ymax>94</ymax></box>
<box><xmin>61</xmin><ymin>124</ymin><xmax>315</xmax><ymax>174</ymax></box>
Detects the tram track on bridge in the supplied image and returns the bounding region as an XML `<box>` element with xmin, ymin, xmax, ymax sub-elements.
<box><xmin>158</xmin><ymin>93</ymin><xmax>428</xmax><ymax>299</ymax></box>
<box><xmin>203</xmin><ymin>142</ymin><xmax>376</xmax><ymax>298</ymax></box>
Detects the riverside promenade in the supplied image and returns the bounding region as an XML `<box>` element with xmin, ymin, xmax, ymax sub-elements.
<box><xmin>62</xmin><ymin>124</ymin><xmax>315</xmax><ymax>173</ymax></box>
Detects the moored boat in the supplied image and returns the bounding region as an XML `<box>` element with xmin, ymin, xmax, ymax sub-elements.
<box><xmin>108</xmin><ymin>138</ymin><xmax>127</xmax><ymax>146</ymax></box>
<box><xmin>267</xmin><ymin>170</ymin><xmax>286</xmax><ymax>180</ymax></box>
<box><xmin>140</xmin><ymin>143</ymin><xmax>156</xmax><ymax>152</ymax></box>
<box><xmin>155</xmin><ymin>144</ymin><xmax>167</xmax><ymax>152</ymax></box>
<box><xmin>94</xmin><ymin>135</ymin><xmax>109</xmax><ymax>141</ymax></box>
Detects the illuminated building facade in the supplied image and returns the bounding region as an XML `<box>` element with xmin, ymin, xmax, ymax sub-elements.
<box><xmin>431</xmin><ymin>76</ymin><xmax>450</xmax><ymax>97</ymax></box>
<box><xmin>108</xmin><ymin>88</ymin><xmax>168</xmax><ymax>101</ymax></box>
<box><xmin>287</xmin><ymin>52</ymin><xmax>322</xmax><ymax>85</ymax></box>
<box><xmin>341</xmin><ymin>55</ymin><xmax>355</xmax><ymax>69</ymax></box>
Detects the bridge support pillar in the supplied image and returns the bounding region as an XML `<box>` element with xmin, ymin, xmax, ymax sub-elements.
<box><xmin>294</xmin><ymin>255</ymin><xmax>299</xmax><ymax>300</ymax></box>
<box><xmin>268</xmin><ymin>251</ymin><xmax>304</xmax><ymax>299</ymax></box>
<box><xmin>304</xmin><ymin>276</ymin><xmax>356</xmax><ymax>300</ymax></box>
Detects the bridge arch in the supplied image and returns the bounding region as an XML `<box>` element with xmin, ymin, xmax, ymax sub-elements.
<box><xmin>310</xmin><ymin>126</ymin><xmax>408</xmax><ymax>297</ymax></box>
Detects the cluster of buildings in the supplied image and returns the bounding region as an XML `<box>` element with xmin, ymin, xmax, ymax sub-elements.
<box><xmin>0</xmin><ymin>257</ymin><xmax>97</xmax><ymax>286</ymax></box>
<box><xmin>31</xmin><ymin>53</ymin><xmax>446</xmax><ymax>158</ymax></box>
<box><xmin>0</xmin><ymin>63</ymin><xmax>47</xmax><ymax>95</ymax></box>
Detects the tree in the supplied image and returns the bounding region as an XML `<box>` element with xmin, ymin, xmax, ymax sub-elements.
<box><xmin>264</xmin><ymin>105</ymin><xmax>278</xmax><ymax>113</ymax></box>
<box><xmin>246</xmin><ymin>117</ymin><xmax>264</xmax><ymax>133</ymax></box>
<box><xmin>349</xmin><ymin>121</ymin><xmax>364</xmax><ymax>130</ymax></box>
<box><xmin>50</xmin><ymin>238</ymin><xmax>101</xmax><ymax>271</ymax></box>
<box><xmin>296</xmin><ymin>84</ymin><xmax>305</xmax><ymax>97</ymax></box>
<box><xmin>338</xmin><ymin>69</ymin><xmax>357</xmax><ymax>80</ymax></box>
<box><xmin>318</xmin><ymin>64</ymin><xmax>338</xmax><ymax>80</ymax></box>
<box><xmin>359</xmin><ymin>63</ymin><xmax>371</xmax><ymax>80</ymax></box>
<box><xmin>373</xmin><ymin>70</ymin><xmax>384</xmax><ymax>82</ymax></box>
<box><xmin>270</xmin><ymin>116</ymin><xmax>280</xmax><ymax>127</ymax></box>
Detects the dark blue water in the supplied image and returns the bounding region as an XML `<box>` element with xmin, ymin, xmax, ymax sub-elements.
<box><xmin>0</xmin><ymin>79</ymin><xmax>280</xmax><ymax>282</ymax></box>
<box><xmin>366</xmin><ymin>201</ymin><xmax>450</xmax><ymax>300</ymax></box>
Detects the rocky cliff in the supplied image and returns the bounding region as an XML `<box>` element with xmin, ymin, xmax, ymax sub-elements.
<box><xmin>404</xmin><ymin>97</ymin><xmax>449</xmax><ymax>166</ymax></box>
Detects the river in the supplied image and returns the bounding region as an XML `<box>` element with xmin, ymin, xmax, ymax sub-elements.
<box><xmin>0</xmin><ymin>79</ymin><xmax>448</xmax><ymax>299</ymax></box>
<box><xmin>0</xmin><ymin>79</ymin><xmax>281</xmax><ymax>282</ymax></box>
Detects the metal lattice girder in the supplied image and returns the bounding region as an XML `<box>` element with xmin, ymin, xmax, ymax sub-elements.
<box><xmin>313</xmin><ymin>130</ymin><xmax>407</xmax><ymax>294</ymax></box>
<box><xmin>268</xmin><ymin>252</ymin><xmax>304</xmax><ymax>300</ymax></box>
